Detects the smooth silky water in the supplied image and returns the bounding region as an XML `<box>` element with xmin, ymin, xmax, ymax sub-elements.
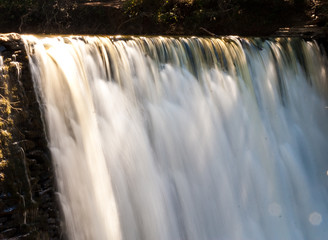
<box><xmin>23</xmin><ymin>35</ymin><xmax>328</xmax><ymax>240</ymax></box>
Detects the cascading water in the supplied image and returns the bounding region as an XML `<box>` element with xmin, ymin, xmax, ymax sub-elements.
<box><xmin>23</xmin><ymin>35</ymin><xmax>328</xmax><ymax>240</ymax></box>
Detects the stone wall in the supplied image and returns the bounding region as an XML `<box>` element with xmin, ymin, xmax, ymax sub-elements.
<box><xmin>0</xmin><ymin>34</ymin><xmax>61</xmax><ymax>239</ymax></box>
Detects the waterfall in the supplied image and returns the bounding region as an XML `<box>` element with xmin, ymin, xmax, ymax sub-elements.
<box><xmin>23</xmin><ymin>35</ymin><xmax>328</xmax><ymax>240</ymax></box>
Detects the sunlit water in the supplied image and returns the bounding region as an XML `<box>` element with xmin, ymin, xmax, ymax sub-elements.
<box><xmin>23</xmin><ymin>36</ymin><xmax>328</xmax><ymax>240</ymax></box>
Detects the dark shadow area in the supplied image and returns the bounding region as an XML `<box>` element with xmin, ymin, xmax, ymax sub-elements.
<box><xmin>0</xmin><ymin>0</ymin><xmax>326</xmax><ymax>37</ymax></box>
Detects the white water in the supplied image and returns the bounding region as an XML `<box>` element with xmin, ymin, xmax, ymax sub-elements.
<box><xmin>23</xmin><ymin>36</ymin><xmax>328</xmax><ymax>240</ymax></box>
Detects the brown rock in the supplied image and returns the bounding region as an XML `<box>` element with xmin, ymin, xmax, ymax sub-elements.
<box><xmin>0</xmin><ymin>33</ymin><xmax>62</xmax><ymax>239</ymax></box>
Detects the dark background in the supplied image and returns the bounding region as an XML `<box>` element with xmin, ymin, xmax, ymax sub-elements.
<box><xmin>0</xmin><ymin>0</ymin><xmax>327</xmax><ymax>36</ymax></box>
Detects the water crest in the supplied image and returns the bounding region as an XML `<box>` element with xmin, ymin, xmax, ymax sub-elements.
<box><xmin>23</xmin><ymin>35</ymin><xmax>328</xmax><ymax>240</ymax></box>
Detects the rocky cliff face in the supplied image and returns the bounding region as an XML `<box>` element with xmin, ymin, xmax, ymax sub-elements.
<box><xmin>0</xmin><ymin>34</ymin><xmax>61</xmax><ymax>239</ymax></box>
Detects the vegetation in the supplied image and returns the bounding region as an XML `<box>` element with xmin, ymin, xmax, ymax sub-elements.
<box><xmin>0</xmin><ymin>0</ymin><xmax>78</xmax><ymax>32</ymax></box>
<box><xmin>0</xmin><ymin>0</ymin><xmax>326</xmax><ymax>35</ymax></box>
<box><xmin>122</xmin><ymin>0</ymin><xmax>313</xmax><ymax>35</ymax></box>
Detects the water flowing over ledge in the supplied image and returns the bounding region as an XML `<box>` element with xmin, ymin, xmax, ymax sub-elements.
<box><xmin>23</xmin><ymin>35</ymin><xmax>328</xmax><ymax>240</ymax></box>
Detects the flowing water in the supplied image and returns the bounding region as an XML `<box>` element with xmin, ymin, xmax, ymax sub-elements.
<box><xmin>23</xmin><ymin>36</ymin><xmax>328</xmax><ymax>240</ymax></box>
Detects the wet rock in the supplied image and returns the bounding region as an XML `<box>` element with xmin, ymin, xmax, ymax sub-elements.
<box><xmin>0</xmin><ymin>34</ymin><xmax>62</xmax><ymax>239</ymax></box>
<box><xmin>48</xmin><ymin>218</ymin><xmax>56</xmax><ymax>224</ymax></box>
